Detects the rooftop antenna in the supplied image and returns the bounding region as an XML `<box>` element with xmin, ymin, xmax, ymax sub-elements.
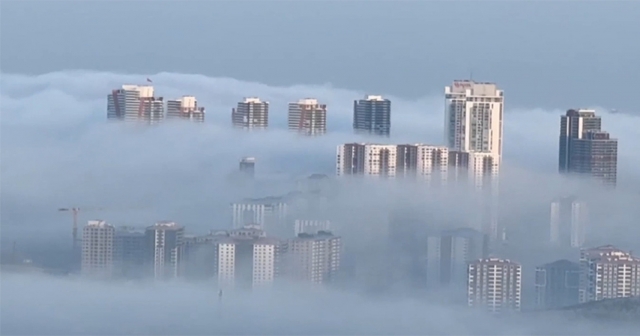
<box><xmin>469</xmin><ymin>69</ymin><xmax>474</xmax><ymax>81</ymax></box>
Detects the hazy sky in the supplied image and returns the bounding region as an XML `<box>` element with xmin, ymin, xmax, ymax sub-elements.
<box><xmin>1</xmin><ymin>1</ymin><xmax>639</xmax><ymax>112</ymax></box>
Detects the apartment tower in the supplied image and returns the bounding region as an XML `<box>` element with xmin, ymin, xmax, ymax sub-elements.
<box><xmin>558</xmin><ymin>109</ymin><xmax>617</xmax><ymax>187</ymax></box>
<box><xmin>81</xmin><ymin>220</ymin><xmax>115</xmax><ymax>278</ymax></box>
<box><xmin>550</xmin><ymin>196</ymin><xmax>588</xmax><ymax>248</ymax></box>
<box><xmin>145</xmin><ymin>221</ymin><xmax>184</xmax><ymax>280</ymax></box>
<box><xmin>232</xmin><ymin>97</ymin><xmax>269</xmax><ymax>130</ymax></box>
<box><xmin>166</xmin><ymin>95</ymin><xmax>205</xmax><ymax>122</ymax></box>
<box><xmin>444</xmin><ymin>80</ymin><xmax>504</xmax><ymax>160</ymax></box>
<box><xmin>353</xmin><ymin>95</ymin><xmax>391</xmax><ymax>136</ymax></box>
<box><xmin>288</xmin><ymin>98</ymin><xmax>327</xmax><ymax>135</ymax></box>
<box><xmin>535</xmin><ymin>259</ymin><xmax>580</xmax><ymax>309</ymax></box>
<box><xmin>231</xmin><ymin>197</ymin><xmax>288</xmax><ymax>234</ymax></box>
<box><xmin>217</xmin><ymin>226</ymin><xmax>282</xmax><ymax>290</ymax></box>
<box><xmin>468</xmin><ymin>258</ymin><xmax>522</xmax><ymax>314</ymax></box>
<box><xmin>336</xmin><ymin>143</ymin><xmax>397</xmax><ymax>177</ymax></box>
<box><xmin>579</xmin><ymin>245</ymin><xmax>640</xmax><ymax>303</ymax></box>
<box><xmin>287</xmin><ymin>231</ymin><xmax>341</xmax><ymax>285</ymax></box>
<box><xmin>107</xmin><ymin>85</ymin><xmax>165</xmax><ymax>124</ymax></box>
<box><xmin>427</xmin><ymin>228</ymin><xmax>488</xmax><ymax>288</ymax></box>
<box><xmin>239</xmin><ymin>157</ymin><xmax>256</xmax><ymax>179</ymax></box>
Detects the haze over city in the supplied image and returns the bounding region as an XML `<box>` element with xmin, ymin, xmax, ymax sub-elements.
<box><xmin>1</xmin><ymin>1</ymin><xmax>640</xmax><ymax>336</ymax></box>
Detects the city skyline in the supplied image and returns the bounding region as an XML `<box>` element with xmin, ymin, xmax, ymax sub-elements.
<box><xmin>3</xmin><ymin>1</ymin><xmax>640</xmax><ymax>335</ymax></box>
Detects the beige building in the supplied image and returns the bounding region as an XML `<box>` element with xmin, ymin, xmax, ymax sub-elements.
<box><xmin>167</xmin><ymin>95</ymin><xmax>205</xmax><ymax>122</ymax></box>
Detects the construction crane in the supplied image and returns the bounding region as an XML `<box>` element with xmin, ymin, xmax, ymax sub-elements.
<box><xmin>58</xmin><ymin>207</ymin><xmax>104</xmax><ymax>250</ymax></box>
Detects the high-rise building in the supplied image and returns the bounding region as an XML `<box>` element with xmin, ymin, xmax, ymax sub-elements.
<box><xmin>113</xmin><ymin>226</ymin><xmax>146</xmax><ymax>279</ymax></box>
<box><xmin>239</xmin><ymin>157</ymin><xmax>256</xmax><ymax>179</ymax></box>
<box><xmin>145</xmin><ymin>221</ymin><xmax>184</xmax><ymax>280</ymax></box>
<box><xmin>550</xmin><ymin>196</ymin><xmax>588</xmax><ymax>248</ymax></box>
<box><xmin>336</xmin><ymin>143</ymin><xmax>397</xmax><ymax>177</ymax></box>
<box><xmin>287</xmin><ymin>231</ymin><xmax>341</xmax><ymax>285</ymax></box>
<box><xmin>396</xmin><ymin>144</ymin><xmax>449</xmax><ymax>184</ymax></box>
<box><xmin>579</xmin><ymin>245</ymin><xmax>640</xmax><ymax>303</ymax></box>
<box><xmin>107</xmin><ymin>85</ymin><xmax>165</xmax><ymax>124</ymax></box>
<box><xmin>288</xmin><ymin>98</ymin><xmax>327</xmax><ymax>135</ymax></box>
<box><xmin>353</xmin><ymin>95</ymin><xmax>391</xmax><ymax>136</ymax></box>
<box><xmin>231</xmin><ymin>197</ymin><xmax>288</xmax><ymax>234</ymax></box>
<box><xmin>444</xmin><ymin>80</ymin><xmax>504</xmax><ymax>160</ymax></box>
<box><xmin>535</xmin><ymin>259</ymin><xmax>580</xmax><ymax>309</ymax></box>
<box><xmin>427</xmin><ymin>228</ymin><xmax>488</xmax><ymax>288</ymax></box>
<box><xmin>558</xmin><ymin>109</ymin><xmax>617</xmax><ymax>187</ymax></box>
<box><xmin>468</xmin><ymin>258</ymin><xmax>522</xmax><ymax>314</ymax></box>
<box><xmin>294</xmin><ymin>219</ymin><xmax>331</xmax><ymax>236</ymax></box>
<box><xmin>569</xmin><ymin>131</ymin><xmax>618</xmax><ymax>187</ymax></box>
<box><xmin>559</xmin><ymin>109</ymin><xmax>602</xmax><ymax>173</ymax></box>
<box><xmin>217</xmin><ymin>226</ymin><xmax>282</xmax><ymax>290</ymax></box>
<box><xmin>232</xmin><ymin>97</ymin><xmax>269</xmax><ymax>130</ymax></box>
<box><xmin>166</xmin><ymin>95</ymin><xmax>205</xmax><ymax>122</ymax></box>
<box><xmin>81</xmin><ymin>220</ymin><xmax>115</xmax><ymax>278</ymax></box>
<box><xmin>179</xmin><ymin>233</ymin><xmax>224</xmax><ymax>281</ymax></box>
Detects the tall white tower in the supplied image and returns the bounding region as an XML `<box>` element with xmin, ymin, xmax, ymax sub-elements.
<box><xmin>444</xmin><ymin>80</ymin><xmax>504</xmax><ymax>161</ymax></box>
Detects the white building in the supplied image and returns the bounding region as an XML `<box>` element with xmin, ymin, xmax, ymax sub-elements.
<box><xmin>231</xmin><ymin>197</ymin><xmax>288</xmax><ymax>233</ymax></box>
<box><xmin>468</xmin><ymin>258</ymin><xmax>522</xmax><ymax>314</ymax></box>
<box><xmin>288</xmin><ymin>98</ymin><xmax>327</xmax><ymax>135</ymax></box>
<box><xmin>107</xmin><ymin>85</ymin><xmax>165</xmax><ymax>124</ymax></box>
<box><xmin>336</xmin><ymin>143</ymin><xmax>397</xmax><ymax>177</ymax></box>
<box><xmin>145</xmin><ymin>221</ymin><xmax>184</xmax><ymax>280</ymax></box>
<box><xmin>81</xmin><ymin>220</ymin><xmax>115</xmax><ymax>278</ymax></box>
<box><xmin>166</xmin><ymin>95</ymin><xmax>205</xmax><ymax>122</ymax></box>
<box><xmin>579</xmin><ymin>245</ymin><xmax>640</xmax><ymax>303</ymax></box>
<box><xmin>550</xmin><ymin>196</ymin><xmax>588</xmax><ymax>248</ymax></box>
<box><xmin>287</xmin><ymin>231</ymin><xmax>341</xmax><ymax>285</ymax></box>
<box><xmin>427</xmin><ymin>228</ymin><xmax>488</xmax><ymax>289</ymax></box>
<box><xmin>444</xmin><ymin>80</ymin><xmax>504</xmax><ymax>161</ymax></box>
<box><xmin>217</xmin><ymin>226</ymin><xmax>280</xmax><ymax>290</ymax></box>
<box><xmin>232</xmin><ymin>97</ymin><xmax>269</xmax><ymax>129</ymax></box>
<box><xmin>294</xmin><ymin>219</ymin><xmax>331</xmax><ymax>236</ymax></box>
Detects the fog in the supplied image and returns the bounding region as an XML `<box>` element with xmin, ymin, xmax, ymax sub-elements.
<box><xmin>1</xmin><ymin>71</ymin><xmax>640</xmax><ymax>335</ymax></box>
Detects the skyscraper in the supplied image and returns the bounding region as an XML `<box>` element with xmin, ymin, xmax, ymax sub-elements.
<box><xmin>353</xmin><ymin>95</ymin><xmax>391</xmax><ymax>136</ymax></box>
<box><xmin>287</xmin><ymin>231</ymin><xmax>341</xmax><ymax>285</ymax></box>
<box><xmin>468</xmin><ymin>258</ymin><xmax>522</xmax><ymax>314</ymax></box>
<box><xmin>579</xmin><ymin>245</ymin><xmax>640</xmax><ymax>303</ymax></box>
<box><xmin>239</xmin><ymin>157</ymin><xmax>256</xmax><ymax>179</ymax></box>
<box><xmin>294</xmin><ymin>219</ymin><xmax>331</xmax><ymax>236</ymax></box>
<box><xmin>559</xmin><ymin>109</ymin><xmax>602</xmax><ymax>173</ymax></box>
<box><xmin>569</xmin><ymin>131</ymin><xmax>618</xmax><ymax>187</ymax></box>
<box><xmin>550</xmin><ymin>196</ymin><xmax>588</xmax><ymax>248</ymax></box>
<box><xmin>427</xmin><ymin>228</ymin><xmax>488</xmax><ymax>288</ymax></box>
<box><xmin>166</xmin><ymin>95</ymin><xmax>205</xmax><ymax>122</ymax></box>
<box><xmin>444</xmin><ymin>80</ymin><xmax>504</xmax><ymax>160</ymax></box>
<box><xmin>288</xmin><ymin>98</ymin><xmax>327</xmax><ymax>135</ymax></box>
<box><xmin>558</xmin><ymin>109</ymin><xmax>617</xmax><ymax>187</ymax></box>
<box><xmin>107</xmin><ymin>85</ymin><xmax>165</xmax><ymax>124</ymax></box>
<box><xmin>535</xmin><ymin>259</ymin><xmax>580</xmax><ymax>309</ymax></box>
<box><xmin>145</xmin><ymin>221</ymin><xmax>184</xmax><ymax>280</ymax></box>
<box><xmin>81</xmin><ymin>220</ymin><xmax>115</xmax><ymax>278</ymax></box>
<box><xmin>231</xmin><ymin>97</ymin><xmax>269</xmax><ymax>130</ymax></box>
